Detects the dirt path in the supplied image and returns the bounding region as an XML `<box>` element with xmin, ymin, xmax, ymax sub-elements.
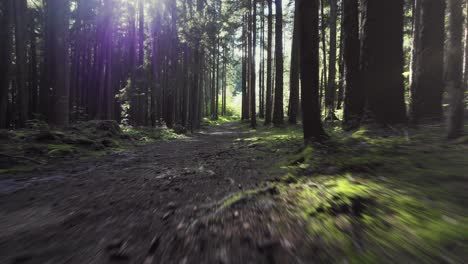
<box><xmin>0</xmin><ymin>123</ymin><xmax>284</xmax><ymax>264</ymax></box>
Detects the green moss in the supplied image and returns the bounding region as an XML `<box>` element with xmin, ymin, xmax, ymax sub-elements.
<box><xmin>202</xmin><ymin>116</ymin><xmax>239</xmax><ymax>127</ymax></box>
<box><xmin>47</xmin><ymin>144</ymin><xmax>76</xmax><ymax>157</ymax></box>
<box><xmin>121</xmin><ymin>126</ymin><xmax>183</xmax><ymax>143</ymax></box>
<box><xmin>220</xmin><ymin>189</ymin><xmax>263</xmax><ymax>208</ymax></box>
<box><xmin>280</xmin><ymin>175</ymin><xmax>468</xmax><ymax>262</ymax></box>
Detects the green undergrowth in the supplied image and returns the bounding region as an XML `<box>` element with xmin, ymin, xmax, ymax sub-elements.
<box><xmin>224</xmin><ymin>123</ymin><xmax>468</xmax><ymax>262</ymax></box>
<box><xmin>0</xmin><ymin>120</ymin><xmax>184</xmax><ymax>174</ymax></box>
<box><xmin>283</xmin><ymin>176</ymin><xmax>468</xmax><ymax>262</ymax></box>
<box><xmin>121</xmin><ymin>126</ymin><xmax>183</xmax><ymax>143</ymax></box>
<box><xmin>202</xmin><ymin>115</ymin><xmax>239</xmax><ymax>127</ymax></box>
<box><xmin>234</xmin><ymin>124</ymin><xmax>303</xmax><ymax>154</ymax></box>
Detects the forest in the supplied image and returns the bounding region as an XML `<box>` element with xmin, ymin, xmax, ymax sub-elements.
<box><xmin>0</xmin><ymin>0</ymin><xmax>467</xmax><ymax>263</ymax></box>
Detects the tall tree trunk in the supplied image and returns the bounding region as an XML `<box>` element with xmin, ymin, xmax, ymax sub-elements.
<box><xmin>211</xmin><ymin>44</ymin><xmax>216</xmax><ymax>119</ymax></box>
<box><xmin>464</xmin><ymin>0</ymin><xmax>468</xmax><ymax>88</ymax></box>
<box><xmin>29</xmin><ymin>14</ymin><xmax>39</xmax><ymax>116</ymax></box>
<box><xmin>447</xmin><ymin>0</ymin><xmax>465</xmax><ymax>138</ymax></box>
<box><xmin>336</xmin><ymin>9</ymin><xmax>345</xmax><ymax>111</ymax></box>
<box><xmin>215</xmin><ymin>39</ymin><xmax>220</xmax><ymax>120</ymax></box>
<box><xmin>361</xmin><ymin>0</ymin><xmax>407</xmax><ymax>125</ymax></box>
<box><xmin>264</xmin><ymin>0</ymin><xmax>273</xmax><ymax>125</ymax></box>
<box><xmin>13</xmin><ymin>0</ymin><xmax>29</xmax><ymax>127</ymax></box>
<box><xmin>320</xmin><ymin>0</ymin><xmax>328</xmax><ymax>108</ymax></box>
<box><xmin>410</xmin><ymin>0</ymin><xmax>445</xmax><ymax>123</ymax></box>
<box><xmin>288</xmin><ymin>2</ymin><xmax>300</xmax><ymax>125</ymax></box>
<box><xmin>325</xmin><ymin>0</ymin><xmax>338</xmax><ymax>120</ymax></box>
<box><xmin>242</xmin><ymin>14</ymin><xmax>249</xmax><ymax>120</ymax></box>
<box><xmin>342</xmin><ymin>0</ymin><xmax>364</xmax><ymax>128</ymax></box>
<box><xmin>0</xmin><ymin>0</ymin><xmax>13</xmax><ymax>128</ymax></box>
<box><xmin>298</xmin><ymin>0</ymin><xmax>327</xmax><ymax>141</ymax></box>
<box><xmin>273</xmin><ymin>0</ymin><xmax>284</xmax><ymax>126</ymax></box>
<box><xmin>259</xmin><ymin>0</ymin><xmax>265</xmax><ymax>119</ymax></box>
<box><xmin>51</xmin><ymin>0</ymin><xmax>70</xmax><ymax>126</ymax></box>
<box><xmin>222</xmin><ymin>48</ymin><xmax>227</xmax><ymax>116</ymax></box>
<box><xmin>250</xmin><ymin>0</ymin><xmax>257</xmax><ymax>128</ymax></box>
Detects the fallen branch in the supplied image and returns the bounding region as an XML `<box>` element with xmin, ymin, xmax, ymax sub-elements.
<box><xmin>0</xmin><ymin>153</ymin><xmax>45</xmax><ymax>165</ymax></box>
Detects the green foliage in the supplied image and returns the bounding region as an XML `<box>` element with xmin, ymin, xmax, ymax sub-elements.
<box><xmin>47</xmin><ymin>144</ymin><xmax>76</xmax><ymax>157</ymax></box>
<box><xmin>121</xmin><ymin>126</ymin><xmax>183</xmax><ymax>142</ymax></box>
<box><xmin>202</xmin><ymin>116</ymin><xmax>239</xmax><ymax>127</ymax></box>
<box><xmin>227</xmin><ymin>123</ymin><xmax>468</xmax><ymax>262</ymax></box>
<box><xmin>0</xmin><ymin>121</ymin><xmax>187</xmax><ymax>174</ymax></box>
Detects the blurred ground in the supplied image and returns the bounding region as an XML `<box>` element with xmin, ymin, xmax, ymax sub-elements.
<box><xmin>0</xmin><ymin>123</ymin><xmax>292</xmax><ymax>264</ymax></box>
<box><xmin>0</xmin><ymin>122</ymin><xmax>467</xmax><ymax>264</ymax></box>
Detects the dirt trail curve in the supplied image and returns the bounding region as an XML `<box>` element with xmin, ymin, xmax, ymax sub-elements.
<box><xmin>0</xmin><ymin>123</ymin><xmax>284</xmax><ymax>264</ymax></box>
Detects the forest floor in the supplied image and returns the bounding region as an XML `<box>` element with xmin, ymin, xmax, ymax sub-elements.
<box><xmin>0</xmin><ymin>121</ymin><xmax>468</xmax><ymax>263</ymax></box>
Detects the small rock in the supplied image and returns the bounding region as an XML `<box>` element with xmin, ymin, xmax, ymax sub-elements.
<box><xmin>226</xmin><ymin>178</ymin><xmax>235</xmax><ymax>185</ymax></box>
<box><xmin>347</xmin><ymin>175</ymin><xmax>357</xmax><ymax>183</ymax></box>
<box><xmin>442</xmin><ymin>215</ymin><xmax>458</xmax><ymax>225</ymax></box>
<box><xmin>106</xmin><ymin>239</ymin><xmax>124</xmax><ymax>251</ymax></box>
<box><xmin>162</xmin><ymin>211</ymin><xmax>173</xmax><ymax>221</ymax></box>
<box><xmin>167</xmin><ymin>202</ymin><xmax>177</xmax><ymax>210</ymax></box>
<box><xmin>306</xmin><ymin>181</ymin><xmax>319</xmax><ymax>188</ymax></box>
<box><xmin>177</xmin><ymin>222</ymin><xmax>186</xmax><ymax>230</ymax></box>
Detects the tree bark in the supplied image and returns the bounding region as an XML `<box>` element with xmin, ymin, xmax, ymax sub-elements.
<box><xmin>264</xmin><ymin>0</ymin><xmax>273</xmax><ymax>125</ymax></box>
<box><xmin>361</xmin><ymin>0</ymin><xmax>407</xmax><ymax>125</ymax></box>
<box><xmin>342</xmin><ymin>0</ymin><xmax>364</xmax><ymax>129</ymax></box>
<box><xmin>410</xmin><ymin>0</ymin><xmax>445</xmax><ymax>123</ymax></box>
<box><xmin>325</xmin><ymin>0</ymin><xmax>338</xmax><ymax>120</ymax></box>
<box><xmin>447</xmin><ymin>0</ymin><xmax>465</xmax><ymax>138</ymax></box>
<box><xmin>288</xmin><ymin>2</ymin><xmax>300</xmax><ymax>125</ymax></box>
<box><xmin>298</xmin><ymin>0</ymin><xmax>327</xmax><ymax>142</ymax></box>
<box><xmin>273</xmin><ymin>0</ymin><xmax>284</xmax><ymax>126</ymax></box>
<box><xmin>0</xmin><ymin>0</ymin><xmax>13</xmax><ymax>128</ymax></box>
<box><xmin>241</xmin><ymin>14</ymin><xmax>249</xmax><ymax>120</ymax></box>
<box><xmin>13</xmin><ymin>0</ymin><xmax>29</xmax><ymax>127</ymax></box>
<box><xmin>250</xmin><ymin>0</ymin><xmax>257</xmax><ymax>128</ymax></box>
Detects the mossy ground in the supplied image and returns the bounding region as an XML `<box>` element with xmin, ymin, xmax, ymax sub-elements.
<box><xmin>219</xmin><ymin>122</ymin><xmax>468</xmax><ymax>262</ymax></box>
<box><xmin>0</xmin><ymin>120</ymin><xmax>184</xmax><ymax>175</ymax></box>
<box><xmin>202</xmin><ymin>115</ymin><xmax>240</xmax><ymax>127</ymax></box>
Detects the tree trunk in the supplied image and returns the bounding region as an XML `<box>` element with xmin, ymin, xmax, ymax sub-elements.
<box><xmin>299</xmin><ymin>0</ymin><xmax>327</xmax><ymax>142</ymax></box>
<box><xmin>264</xmin><ymin>0</ymin><xmax>273</xmax><ymax>125</ymax></box>
<box><xmin>336</xmin><ymin>1</ymin><xmax>345</xmax><ymax>111</ymax></box>
<box><xmin>447</xmin><ymin>0</ymin><xmax>465</xmax><ymax>138</ymax></box>
<box><xmin>0</xmin><ymin>0</ymin><xmax>13</xmax><ymax>128</ymax></box>
<box><xmin>13</xmin><ymin>0</ymin><xmax>29</xmax><ymax>127</ymax></box>
<box><xmin>29</xmin><ymin>13</ymin><xmax>39</xmax><ymax>116</ymax></box>
<box><xmin>410</xmin><ymin>0</ymin><xmax>445</xmax><ymax>123</ymax></box>
<box><xmin>288</xmin><ymin>2</ymin><xmax>300</xmax><ymax>125</ymax></box>
<box><xmin>320</xmin><ymin>0</ymin><xmax>328</xmax><ymax>107</ymax></box>
<box><xmin>259</xmin><ymin>0</ymin><xmax>265</xmax><ymax>119</ymax></box>
<box><xmin>342</xmin><ymin>0</ymin><xmax>364</xmax><ymax>129</ymax></box>
<box><xmin>361</xmin><ymin>0</ymin><xmax>407</xmax><ymax>125</ymax></box>
<box><xmin>241</xmin><ymin>14</ymin><xmax>249</xmax><ymax>120</ymax></box>
<box><xmin>250</xmin><ymin>0</ymin><xmax>257</xmax><ymax>128</ymax></box>
<box><xmin>273</xmin><ymin>0</ymin><xmax>284</xmax><ymax>126</ymax></box>
<box><xmin>325</xmin><ymin>0</ymin><xmax>338</xmax><ymax>120</ymax></box>
<box><xmin>52</xmin><ymin>0</ymin><xmax>70</xmax><ymax>126</ymax></box>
